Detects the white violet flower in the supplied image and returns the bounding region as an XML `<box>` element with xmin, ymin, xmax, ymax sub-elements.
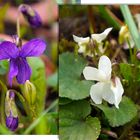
<box><xmin>83</xmin><ymin>55</ymin><xmax>124</xmax><ymax>108</ymax></box>
<box><xmin>73</xmin><ymin>27</ymin><xmax>112</xmax><ymax>57</ymax></box>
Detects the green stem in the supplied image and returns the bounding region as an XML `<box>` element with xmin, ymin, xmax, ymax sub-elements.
<box><xmin>29</xmin><ymin>104</ymin><xmax>38</xmax><ymax>121</ymax></box>
<box><xmin>87</xmin><ymin>6</ymin><xmax>94</xmax><ymax>34</ymax></box>
<box><xmin>23</xmin><ymin>99</ymin><xmax>58</xmax><ymax>134</ymax></box>
<box><xmin>0</xmin><ymin>80</ymin><xmax>7</xmax><ymax>126</ymax></box>
<box><xmin>16</xmin><ymin>12</ymin><xmax>20</xmax><ymax>38</ymax></box>
<box><xmin>126</xmin><ymin>38</ymin><xmax>133</xmax><ymax>63</ymax></box>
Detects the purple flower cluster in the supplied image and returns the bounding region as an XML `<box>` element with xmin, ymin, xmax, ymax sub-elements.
<box><xmin>1</xmin><ymin>3</ymin><xmax>46</xmax><ymax>132</ymax></box>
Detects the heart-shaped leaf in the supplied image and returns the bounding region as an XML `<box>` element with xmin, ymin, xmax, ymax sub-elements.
<box><xmin>93</xmin><ymin>96</ymin><xmax>137</xmax><ymax>127</ymax></box>
<box><xmin>60</xmin><ymin>100</ymin><xmax>101</xmax><ymax>140</ymax></box>
<box><xmin>59</xmin><ymin>52</ymin><xmax>92</xmax><ymax>100</ymax></box>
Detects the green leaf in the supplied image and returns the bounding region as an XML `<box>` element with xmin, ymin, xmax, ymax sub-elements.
<box><xmin>28</xmin><ymin>57</ymin><xmax>47</xmax><ymax>114</ymax></box>
<box><xmin>120</xmin><ymin>63</ymin><xmax>132</xmax><ymax>81</ymax></box>
<box><xmin>0</xmin><ymin>60</ymin><xmax>8</xmax><ymax>75</ymax></box>
<box><xmin>59</xmin><ymin>52</ymin><xmax>92</xmax><ymax>100</ymax></box>
<box><xmin>93</xmin><ymin>96</ymin><xmax>137</xmax><ymax>127</ymax></box>
<box><xmin>59</xmin><ymin>97</ymin><xmax>72</xmax><ymax>105</ymax></box>
<box><xmin>45</xmin><ymin>112</ymin><xmax>58</xmax><ymax>134</ymax></box>
<box><xmin>59</xmin><ymin>100</ymin><xmax>101</xmax><ymax>140</ymax></box>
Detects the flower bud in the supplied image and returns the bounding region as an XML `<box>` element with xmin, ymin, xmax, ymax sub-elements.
<box><xmin>119</xmin><ymin>25</ymin><xmax>134</xmax><ymax>49</ymax></box>
<box><xmin>119</xmin><ymin>25</ymin><xmax>129</xmax><ymax>44</ymax></box>
<box><xmin>6</xmin><ymin>112</ymin><xmax>18</xmax><ymax>131</ymax></box>
<box><xmin>5</xmin><ymin>91</ymin><xmax>18</xmax><ymax>131</ymax></box>
<box><xmin>23</xmin><ymin>80</ymin><xmax>36</xmax><ymax>105</ymax></box>
<box><xmin>136</xmin><ymin>51</ymin><xmax>140</xmax><ymax>60</ymax></box>
<box><xmin>19</xmin><ymin>4</ymin><xmax>42</xmax><ymax>28</ymax></box>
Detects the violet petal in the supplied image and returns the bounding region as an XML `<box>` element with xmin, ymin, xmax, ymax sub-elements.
<box><xmin>16</xmin><ymin>58</ymin><xmax>32</xmax><ymax>84</ymax></box>
<box><xmin>0</xmin><ymin>41</ymin><xmax>19</xmax><ymax>60</ymax></box>
<box><xmin>8</xmin><ymin>59</ymin><xmax>18</xmax><ymax>86</ymax></box>
<box><xmin>20</xmin><ymin>38</ymin><xmax>46</xmax><ymax>57</ymax></box>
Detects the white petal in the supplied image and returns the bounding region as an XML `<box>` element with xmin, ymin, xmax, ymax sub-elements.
<box><xmin>111</xmin><ymin>77</ymin><xmax>124</xmax><ymax>108</ymax></box>
<box><xmin>90</xmin><ymin>82</ymin><xmax>104</xmax><ymax>104</ymax></box>
<box><xmin>91</xmin><ymin>27</ymin><xmax>112</xmax><ymax>43</ymax></box>
<box><xmin>102</xmin><ymin>82</ymin><xmax>116</xmax><ymax>105</ymax></box>
<box><xmin>78</xmin><ymin>43</ymin><xmax>86</xmax><ymax>53</ymax></box>
<box><xmin>73</xmin><ymin>35</ymin><xmax>90</xmax><ymax>43</ymax></box>
<box><xmin>90</xmin><ymin>81</ymin><xmax>123</xmax><ymax>108</ymax></box>
<box><xmin>98</xmin><ymin>55</ymin><xmax>112</xmax><ymax>80</ymax></box>
<box><xmin>83</xmin><ymin>66</ymin><xmax>106</xmax><ymax>81</ymax></box>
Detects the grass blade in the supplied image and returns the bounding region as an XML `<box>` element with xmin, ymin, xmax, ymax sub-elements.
<box><xmin>98</xmin><ymin>5</ymin><xmax>121</xmax><ymax>30</ymax></box>
<box><xmin>23</xmin><ymin>99</ymin><xmax>58</xmax><ymax>134</ymax></box>
<box><xmin>120</xmin><ymin>5</ymin><xmax>140</xmax><ymax>49</ymax></box>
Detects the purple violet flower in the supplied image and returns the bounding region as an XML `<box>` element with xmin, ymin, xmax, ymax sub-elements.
<box><xmin>19</xmin><ymin>4</ymin><xmax>42</xmax><ymax>28</ymax></box>
<box><xmin>0</xmin><ymin>38</ymin><xmax>46</xmax><ymax>85</ymax></box>
<box><xmin>6</xmin><ymin>111</ymin><xmax>18</xmax><ymax>131</ymax></box>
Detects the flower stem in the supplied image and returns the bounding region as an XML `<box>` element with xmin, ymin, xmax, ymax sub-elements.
<box><xmin>101</xmin><ymin>129</ymin><xmax>118</xmax><ymax>138</ymax></box>
<box><xmin>29</xmin><ymin>104</ymin><xmax>37</xmax><ymax>121</ymax></box>
<box><xmin>16</xmin><ymin>11</ymin><xmax>20</xmax><ymax>38</ymax></box>
<box><xmin>87</xmin><ymin>6</ymin><xmax>94</xmax><ymax>34</ymax></box>
<box><xmin>127</xmin><ymin>38</ymin><xmax>133</xmax><ymax>63</ymax></box>
<box><xmin>23</xmin><ymin>99</ymin><xmax>58</xmax><ymax>134</ymax></box>
<box><xmin>0</xmin><ymin>80</ymin><xmax>7</xmax><ymax>126</ymax></box>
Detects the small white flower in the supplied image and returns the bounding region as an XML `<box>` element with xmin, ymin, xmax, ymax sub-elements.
<box><xmin>83</xmin><ymin>55</ymin><xmax>124</xmax><ymax>108</ymax></box>
<box><xmin>73</xmin><ymin>28</ymin><xmax>112</xmax><ymax>57</ymax></box>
